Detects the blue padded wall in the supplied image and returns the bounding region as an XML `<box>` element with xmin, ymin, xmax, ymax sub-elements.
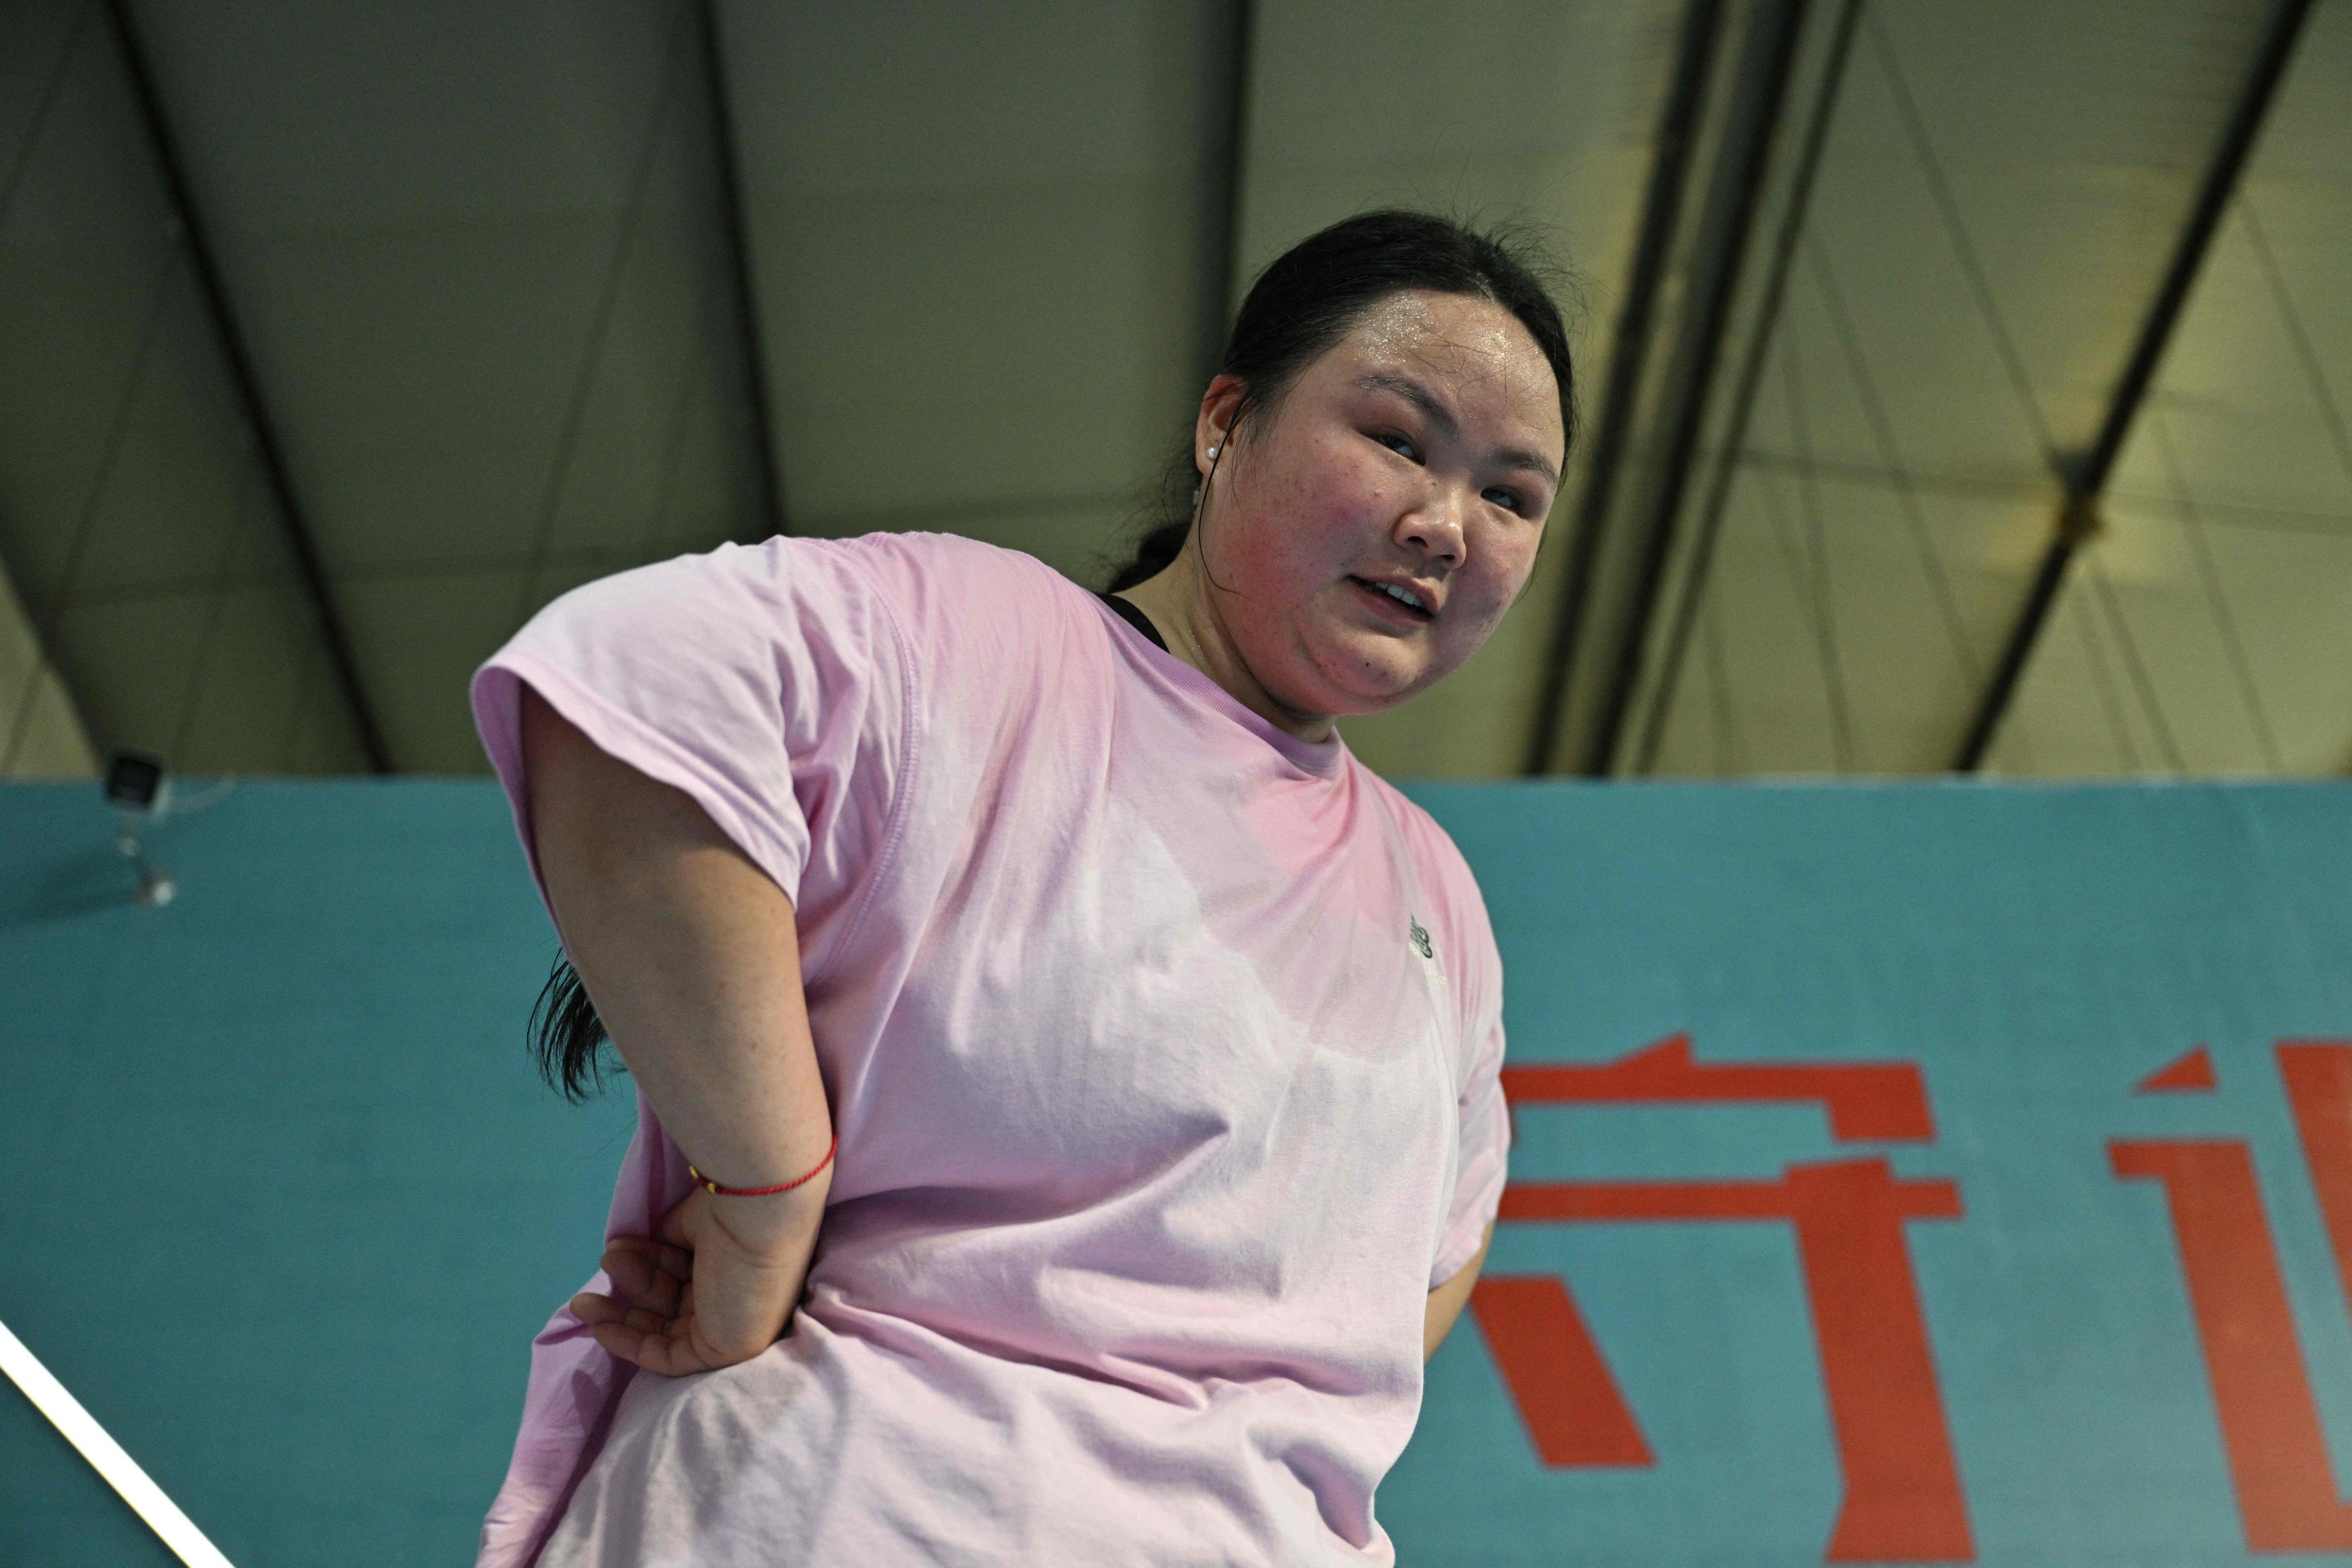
<box><xmin>4</xmin><ymin>778</ymin><xmax>2350</xmax><ymax>1565</ymax></box>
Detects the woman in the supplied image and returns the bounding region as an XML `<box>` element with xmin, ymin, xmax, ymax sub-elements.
<box><xmin>470</xmin><ymin>210</ymin><xmax>1575</xmax><ymax>1565</ymax></box>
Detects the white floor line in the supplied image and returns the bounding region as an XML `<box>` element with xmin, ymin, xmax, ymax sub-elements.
<box><xmin>0</xmin><ymin>1316</ymin><xmax>235</xmax><ymax>1568</ymax></box>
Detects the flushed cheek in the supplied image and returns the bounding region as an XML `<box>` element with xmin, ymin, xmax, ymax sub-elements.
<box><xmin>1230</xmin><ymin>476</ymin><xmax>1372</xmax><ymax>590</ymax></box>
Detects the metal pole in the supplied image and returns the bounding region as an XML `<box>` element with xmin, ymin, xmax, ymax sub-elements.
<box><xmin>1523</xmin><ymin>0</ymin><xmax>1725</xmax><ymax>775</ymax></box>
<box><xmin>1632</xmin><ymin>0</ymin><xmax>1863</xmax><ymax>775</ymax></box>
<box><xmin>1952</xmin><ymin>0</ymin><xmax>2315</xmax><ymax>771</ymax></box>
<box><xmin>1582</xmin><ymin>0</ymin><xmax>1809</xmax><ymax>776</ymax></box>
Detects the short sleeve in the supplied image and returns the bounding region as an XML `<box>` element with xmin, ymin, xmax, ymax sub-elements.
<box><xmin>1432</xmin><ymin>995</ymin><xmax>1509</xmax><ymax>1287</ymax></box>
<box><xmin>1411</xmin><ymin>817</ymin><xmax>1511</xmax><ymax>1290</ymax></box>
<box><xmin>470</xmin><ymin>537</ymin><xmax>912</xmax><ymax>951</ymax></box>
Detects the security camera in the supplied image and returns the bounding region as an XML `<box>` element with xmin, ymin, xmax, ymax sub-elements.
<box><xmin>105</xmin><ymin>748</ymin><xmax>171</xmax><ymax>818</ymax></box>
<box><xmin>105</xmin><ymin>748</ymin><xmax>177</xmax><ymax>907</ymax></box>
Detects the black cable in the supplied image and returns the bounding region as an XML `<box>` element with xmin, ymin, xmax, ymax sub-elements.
<box><xmin>2088</xmin><ymin>554</ymin><xmax>2183</xmax><ymax>770</ymax></box>
<box><xmin>1951</xmin><ymin>0</ymin><xmax>2315</xmax><ymax>771</ymax></box>
<box><xmin>106</xmin><ymin>0</ymin><xmax>389</xmax><ymax>771</ymax></box>
<box><xmin>1805</xmin><ymin>239</ymin><xmax>1978</xmax><ymax>683</ymax></box>
<box><xmin>166</xmin><ymin>463</ymin><xmax>264</xmax><ymax>765</ymax></box>
<box><xmin>2152</xmin><ymin>412</ymin><xmax>2281</xmax><ymax>768</ymax></box>
<box><xmin>1633</xmin><ymin>0</ymin><xmax>1866</xmax><ymax>774</ymax></box>
<box><xmin>1</xmin><ymin>257</ymin><xmax>177</xmax><ymax>772</ymax></box>
<box><xmin>1864</xmin><ymin>8</ymin><xmax>2056</xmax><ymax>465</ymax></box>
<box><xmin>2241</xmin><ymin>195</ymin><xmax>2352</xmax><ymax>492</ymax></box>
<box><xmin>2069</xmin><ymin>586</ymin><xmax>2137</xmax><ymax>771</ymax></box>
<box><xmin>696</xmin><ymin>0</ymin><xmax>791</xmax><ymax>546</ymax></box>
<box><xmin>1739</xmin><ymin>447</ymin><xmax>2029</xmax><ymax>504</ymax></box>
<box><xmin>276</xmin><ymin>629</ymin><xmax>315</xmax><ymax>771</ymax></box>
<box><xmin>40</xmin><ymin>259</ymin><xmax>174</xmax><ymax>620</ymax></box>
<box><xmin>1698</xmin><ymin>585</ymin><xmax>1743</xmax><ymax>773</ymax></box>
<box><xmin>1778</xmin><ymin>331</ymin><xmax>1860</xmax><ymax>770</ymax></box>
<box><xmin>0</xmin><ymin>2</ymin><xmax>89</xmax><ymax>237</ymax></box>
<box><xmin>1523</xmin><ymin>0</ymin><xmax>1728</xmax><ymax>774</ymax></box>
<box><xmin>640</xmin><ymin>289</ymin><xmax>716</xmax><ymax>559</ymax></box>
<box><xmin>2130</xmin><ymin>492</ymin><xmax>2352</xmax><ymax>540</ymax></box>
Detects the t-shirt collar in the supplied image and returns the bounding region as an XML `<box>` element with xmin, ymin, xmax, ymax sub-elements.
<box><xmin>1095</xmin><ymin>594</ymin><xmax>1348</xmax><ymax>780</ymax></box>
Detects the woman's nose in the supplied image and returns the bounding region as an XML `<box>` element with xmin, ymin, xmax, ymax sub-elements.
<box><xmin>1396</xmin><ymin>488</ymin><xmax>1467</xmax><ymax>565</ymax></box>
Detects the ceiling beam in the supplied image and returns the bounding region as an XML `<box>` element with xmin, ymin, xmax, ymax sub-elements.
<box><xmin>1524</xmin><ymin>0</ymin><xmax>1725</xmax><ymax>776</ymax></box>
<box><xmin>1952</xmin><ymin>0</ymin><xmax>2316</xmax><ymax>771</ymax></box>
<box><xmin>694</xmin><ymin>0</ymin><xmax>790</xmax><ymax>543</ymax></box>
<box><xmin>1578</xmin><ymin>0</ymin><xmax>1809</xmax><ymax>777</ymax></box>
<box><xmin>101</xmin><ymin>0</ymin><xmax>391</xmax><ymax>773</ymax></box>
<box><xmin>1631</xmin><ymin>0</ymin><xmax>1864</xmax><ymax>776</ymax></box>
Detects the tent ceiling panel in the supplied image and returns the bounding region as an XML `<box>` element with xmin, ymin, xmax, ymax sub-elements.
<box><xmin>0</xmin><ymin>252</ymin><xmax>183</xmax><ymax>599</ymax></box>
<box><xmin>1238</xmin><ymin>0</ymin><xmax>1675</xmax><ymax>284</ymax></box>
<box><xmin>1766</xmin><ymin>0</ymin><xmax>2272</xmax><ymax>486</ymax></box>
<box><xmin>103</xmin><ymin>0</ymin><xmax>776</xmax><ymax>767</ymax></box>
<box><xmin>0</xmin><ymin>0</ymin><xmax>368</xmax><ymax>773</ymax></box>
<box><xmin>0</xmin><ymin>0</ymin><xmax>2340</xmax><ymax>782</ymax></box>
<box><xmin>1851</xmin><ymin>0</ymin><xmax>2276</xmax><ymax>465</ymax></box>
<box><xmin>1646</xmin><ymin>458</ymin><xmax>1853</xmax><ymax>775</ymax></box>
<box><xmin>167</xmin><ymin>581</ymin><xmax>342</xmax><ymax>774</ymax></box>
<box><xmin>0</xmin><ymin>1</ymin><xmax>83</xmax><ymax>180</ymax></box>
<box><xmin>0</xmin><ymin>22</ymin><xmax>191</xmax><ymax>606</ymax></box>
<box><xmin>337</xmin><ymin>569</ymin><xmax>533</xmax><ymax>777</ymax></box>
<box><xmin>200</xmin><ymin>222</ymin><xmax>665</xmax><ymax>569</ymax></box>
<box><xmin>755</xmin><ymin>188</ymin><xmax>1204</xmax><ymax>520</ymax></box>
<box><xmin>719</xmin><ymin>0</ymin><xmax>1237</xmax><ymax>585</ymax></box>
<box><xmin>1633</xmin><ymin>0</ymin><xmax>2323</xmax><ymax>779</ymax></box>
<box><xmin>123</xmin><ymin>0</ymin><xmax>728</xmax><ymax>572</ymax></box>
<box><xmin>50</xmin><ymin>591</ymin><xmax>211</xmax><ymax>753</ymax></box>
<box><xmin>62</xmin><ymin>304</ymin><xmax>262</xmax><ymax>603</ymax></box>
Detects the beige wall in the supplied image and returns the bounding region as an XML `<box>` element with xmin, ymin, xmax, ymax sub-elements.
<box><xmin>0</xmin><ymin>552</ymin><xmax>96</xmax><ymax>779</ymax></box>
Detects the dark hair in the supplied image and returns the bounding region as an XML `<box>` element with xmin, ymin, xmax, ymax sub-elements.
<box><xmin>1104</xmin><ymin>208</ymin><xmax>1579</xmax><ymax>593</ymax></box>
<box><xmin>531</xmin><ymin>947</ymin><xmax>618</xmax><ymax>1103</ymax></box>
<box><xmin>528</xmin><ymin>210</ymin><xmax>1578</xmax><ymax>1102</ymax></box>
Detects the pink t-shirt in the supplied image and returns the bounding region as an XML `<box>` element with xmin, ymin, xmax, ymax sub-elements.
<box><xmin>470</xmin><ymin>532</ymin><xmax>1510</xmax><ymax>1566</ymax></box>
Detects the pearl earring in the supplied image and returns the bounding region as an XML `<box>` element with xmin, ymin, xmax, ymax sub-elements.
<box><xmin>1207</xmin><ymin>445</ymin><xmax>1219</xmax><ymax>459</ymax></box>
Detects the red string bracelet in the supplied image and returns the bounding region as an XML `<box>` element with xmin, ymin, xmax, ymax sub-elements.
<box><xmin>688</xmin><ymin>1134</ymin><xmax>837</xmax><ymax>1197</ymax></box>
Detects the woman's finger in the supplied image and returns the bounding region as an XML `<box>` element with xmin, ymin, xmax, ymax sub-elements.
<box><xmin>590</xmin><ymin>1319</ymin><xmax>720</xmax><ymax>1378</ymax></box>
<box><xmin>600</xmin><ymin>1239</ymin><xmax>685</xmax><ymax>1316</ymax></box>
<box><xmin>588</xmin><ymin>1320</ymin><xmax>658</xmax><ymax>1368</ymax></box>
<box><xmin>569</xmin><ymin>1290</ymin><xmax>624</xmax><ymax>1326</ymax></box>
<box><xmin>600</xmin><ymin>1242</ymin><xmax>657</xmax><ymax>1304</ymax></box>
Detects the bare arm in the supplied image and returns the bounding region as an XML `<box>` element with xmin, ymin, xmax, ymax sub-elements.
<box><xmin>521</xmin><ymin>686</ymin><xmax>834</xmax><ymax>1374</ymax></box>
<box><xmin>1423</xmin><ymin>1222</ymin><xmax>1494</xmax><ymax>1362</ymax></box>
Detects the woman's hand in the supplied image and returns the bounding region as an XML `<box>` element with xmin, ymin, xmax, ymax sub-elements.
<box><xmin>569</xmin><ymin>1181</ymin><xmax>828</xmax><ymax>1377</ymax></box>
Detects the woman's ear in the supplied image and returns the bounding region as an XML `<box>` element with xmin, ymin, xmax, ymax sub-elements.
<box><xmin>1195</xmin><ymin>374</ymin><xmax>1248</xmax><ymax>475</ymax></box>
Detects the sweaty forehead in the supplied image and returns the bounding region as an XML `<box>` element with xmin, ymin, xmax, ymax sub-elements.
<box><xmin>1334</xmin><ymin>291</ymin><xmax>1562</xmax><ymax>446</ymax></box>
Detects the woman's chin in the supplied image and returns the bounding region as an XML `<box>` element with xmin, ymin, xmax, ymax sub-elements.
<box><xmin>1254</xmin><ymin>629</ymin><xmax>1438</xmax><ymax>723</ymax></box>
<box><xmin>1306</xmin><ymin>659</ymin><xmax>1436</xmax><ymax>719</ymax></box>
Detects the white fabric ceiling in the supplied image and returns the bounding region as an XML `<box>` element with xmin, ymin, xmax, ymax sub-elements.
<box><xmin>0</xmin><ymin>0</ymin><xmax>2342</xmax><ymax>783</ymax></box>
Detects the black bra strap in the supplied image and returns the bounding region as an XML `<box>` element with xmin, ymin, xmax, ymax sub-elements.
<box><xmin>1097</xmin><ymin>593</ymin><xmax>1169</xmax><ymax>654</ymax></box>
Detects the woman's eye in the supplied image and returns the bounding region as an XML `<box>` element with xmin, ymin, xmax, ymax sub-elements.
<box><xmin>1375</xmin><ymin>432</ymin><xmax>1420</xmax><ymax>462</ymax></box>
<box><xmin>1485</xmin><ymin>486</ymin><xmax>1527</xmax><ymax>514</ymax></box>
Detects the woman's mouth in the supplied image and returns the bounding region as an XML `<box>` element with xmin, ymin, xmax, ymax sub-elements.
<box><xmin>1349</xmin><ymin>576</ymin><xmax>1434</xmax><ymax>623</ymax></box>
